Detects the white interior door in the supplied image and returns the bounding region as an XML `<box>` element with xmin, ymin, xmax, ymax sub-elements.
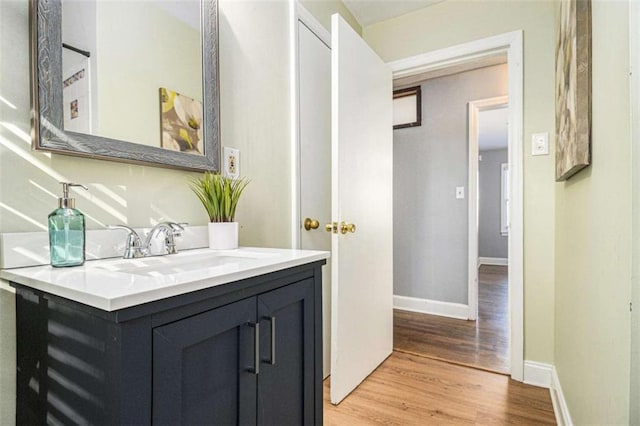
<box><xmin>298</xmin><ymin>19</ymin><xmax>332</xmax><ymax>378</ymax></box>
<box><xmin>330</xmin><ymin>14</ymin><xmax>393</xmax><ymax>405</ymax></box>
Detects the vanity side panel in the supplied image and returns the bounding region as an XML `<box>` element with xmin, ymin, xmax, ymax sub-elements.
<box><xmin>14</xmin><ymin>286</ymin><xmax>131</xmax><ymax>425</ymax></box>
<box><xmin>313</xmin><ymin>264</ymin><xmax>323</xmax><ymax>425</ymax></box>
<box><xmin>15</xmin><ymin>289</ymin><xmax>46</xmax><ymax>425</ymax></box>
<box><xmin>113</xmin><ymin>315</ymin><xmax>152</xmax><ymax>424</ymax></box>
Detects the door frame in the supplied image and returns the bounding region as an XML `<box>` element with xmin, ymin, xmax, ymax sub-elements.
<box><xmin>289</xmin><ymin>1</ymin><xmax>331</xmax><ymax>249</ymax></box>
<box><xmin>388</xmin><ymin>31</ymin><xmax>524</xmax><ymax>381</ymax></box>
<box><xmin>629</xmin><ymin>2</ymin><xmax>640</xmax><ymax>422</ymax></box>
<box><xmin>467</xmin><ymin>96</ymin><xmax>508</xmax><ymax>321</ymax></box>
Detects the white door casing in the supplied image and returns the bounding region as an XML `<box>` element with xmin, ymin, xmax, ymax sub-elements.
<box><xmin>330</xmin><ymin>14</ymin><xmax>394</xmax><ymax>404</ymax></box>
<box><xmin>388</xmin><ymin>31</ymin><xmax>524</xmax><ymax>381</ymax></box>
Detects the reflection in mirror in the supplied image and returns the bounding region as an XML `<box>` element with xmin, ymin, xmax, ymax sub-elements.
<box><xmin>61</xmin><ymin>0</ymin><xmax>203</xmax><ymax>154</ymax></box>
<box><xmin>31</xmin><ymin>0</ymin><xmax>219</xmax><ymax>172</ymax></box>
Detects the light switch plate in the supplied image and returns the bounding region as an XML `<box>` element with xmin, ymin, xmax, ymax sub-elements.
<box><xmin>531</xmin><ymin>132</ymin><xmax>549</xmax><ymax>156</ymax></box>
<box><xmin>223</xmin><ymin>147</ymin><xmax>240</xmax><ymax>178</ymax></box>
<box><xmin>456</xmin><ymin>186</ymin><xmax>465</xmax><ymax>199</ymax></box>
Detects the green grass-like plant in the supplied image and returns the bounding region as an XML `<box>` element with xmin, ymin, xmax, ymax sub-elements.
<box><xmin>190</xmin><ymin>172</ymin><xmax>250</xmax><ymax>223</ymax></box>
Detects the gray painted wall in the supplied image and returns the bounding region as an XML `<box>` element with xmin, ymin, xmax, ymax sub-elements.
<box><xmin>479</xmin><ymin>149</ymin><xmax>508</xmax><ymax>259</ymax></box>
<box><xmin>393</xmin><ymin>64</ymin><xmax>507</xmax><ymax>304</ymax></box>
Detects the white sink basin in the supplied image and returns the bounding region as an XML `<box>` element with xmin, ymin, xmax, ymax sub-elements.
<box><xmin>92</xmin><ymin>249</ymin><xmax>278</xmax><ymax>277</ymax></box>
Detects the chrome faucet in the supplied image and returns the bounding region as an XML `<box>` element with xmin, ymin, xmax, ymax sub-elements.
<box><xmin>108</xmin><ymin>222</ymin><xmax>186</xmax><ymax>259</ymax></box>
<box><xmin>145</xmin><ymin>222</ymin><xmax>185</xmax><ymax>256</ymax></box>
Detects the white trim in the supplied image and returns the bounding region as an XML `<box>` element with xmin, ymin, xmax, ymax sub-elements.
<box><xmin>630</xmin><ymin>2</ymin><xmax>640</xmax><ymax>424</ymax></box>
<box><xmin>394</xmin><ymin>295</ymin><xmax>469</xmax><ymax>320</ymax></box>
<box><xmin>467</xmin><ymin>100</ymin><xmax>479</xmax><ymax>321</ymax></box>
<box><xmin>500</xmin><ymin>162</ymin><xmax>509</xmax><ymax>235</ymax></box>
<box><xmin>389</xmin><ymin>31</ymin><xmax>520</xmax><ymax>79</ymax></box>
<box><xmin>289</xmin><ymin>0</ymin><xmax>300</xmax><ymax>249</ymax></box>
<box><xmin>290</xmin><ymin>1</ymin><xmax>332</xmax><ymax>250</ymax></box>
<box><xmin>296</xmin><ymin>4</ymin><xmax>331</xmax><ymax>47</ymax></box>
<box><xmin>507</xmin><ymin>31</ymin><xmax>525</xmax><ymax>383</ymax></box>
<box><xmin>523</xmin><ymin>360</ymin><xmax>552</xmax><ymax>388</ymax></box>
<box><xmin>389</xmin><ymin>30</ymin><xmax>525</xmax><ymax>382</ymax></box>
<box><xmin>468</xmin><ymin>95</ymin><xmax>508</xmax><ymax>321</ymax></box>
<box><xmin>478</xmin><ymin>257</ymin><xmax>508</xmax><ymax>266</ymax></box>
<box><xmin>551</xmin><ymin>366</ymin><xmax>574</xmax><ymax>426</ymax></box>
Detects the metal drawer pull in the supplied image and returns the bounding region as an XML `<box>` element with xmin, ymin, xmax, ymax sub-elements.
<box><xmin>263</xmin><ymin>316</ymin><xmax>276</xmax><ymax>365</ymax></box>
<box><xmin>249</xmin><ymin>322</ymin><xmax>259</xmax><ymax>375</ymax></box>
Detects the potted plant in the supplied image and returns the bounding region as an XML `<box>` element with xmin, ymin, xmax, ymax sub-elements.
<box><xmin>190</xmin><ymin>172</ymin><xmax>249</xmax><ymax>249</ymax></box>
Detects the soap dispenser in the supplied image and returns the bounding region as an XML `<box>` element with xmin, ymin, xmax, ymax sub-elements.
<box><xmin>48</xmin><ymin>182</ymin><xmax>88</xmax><ymax>267</ymax></box>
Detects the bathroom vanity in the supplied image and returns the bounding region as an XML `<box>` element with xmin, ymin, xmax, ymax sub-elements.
<box><xmin>1</xmin><ymin>248</ymin><xmax>328</xmax><ymax>425</ymax></box>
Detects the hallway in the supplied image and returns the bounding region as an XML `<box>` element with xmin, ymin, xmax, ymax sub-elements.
<box><xmin>393</xmin><ymin>265</ymin><xmax>509</xmax><ymax>373</ymax></box>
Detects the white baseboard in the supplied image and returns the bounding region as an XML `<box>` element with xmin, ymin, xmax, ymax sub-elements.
<box><xmin>550</xmin><ymin>366</ymin><xmax>573</xmax><ymax>426</ymax></box>
<box><xmin>523</xmin><ymin>360</ymin><xmax>552</xmax><ymax>388</ymax></box>
<box><xmin>478</xmin><ymin>256</ymin><xmax>508</xmax><ymax>266</ymax></box>
<box><xmin>393</xmin><ymin>295</ymin><xmax>469</xmax><ymax>320</ymax></box>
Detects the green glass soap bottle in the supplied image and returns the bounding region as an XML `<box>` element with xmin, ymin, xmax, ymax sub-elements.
<box><xmin>48</xmin><ymin>182</ymin><xmax>89</xmax><ymax>267</ymax></box>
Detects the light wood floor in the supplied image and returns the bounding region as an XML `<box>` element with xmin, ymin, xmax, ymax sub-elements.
<box><xmin>323</xmin><ymin>351</ymin><xmax>556</xmax><ymax>425</ymax></box>
<box><xmin>324</xmin><ymin>266</ymin><xmax>556</xmax><ymax>424</ymax></box>
<box><xmin>394</xmin><ymin>265</ymin><xmax>509</xmax><ymax>373</ymax></box>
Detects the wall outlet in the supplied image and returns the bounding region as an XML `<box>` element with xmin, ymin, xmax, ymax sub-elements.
<box><xmin>456</xmin><ymin>186</ymin><xmax>465</xmax><ymax>199</ymax></box>
<box><xmin>223</xmin><ymin>147</ymin><xmax>240</xmax><ymax>178</ymax></box>
<box><xmin>531</xmin><ymin>132</ymin><xmax>549</xmax><ymax>156</ymax></box>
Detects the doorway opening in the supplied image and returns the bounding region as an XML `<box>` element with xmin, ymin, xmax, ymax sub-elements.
<box><xmin>473</xmin><ymin>98</ymin><xmax>510</xmax><ymax>373</ymax></box>
<box><xmin>389</xmin><ymin>31</ymin><xmax>524</xmax><ymax>380</ymax></box>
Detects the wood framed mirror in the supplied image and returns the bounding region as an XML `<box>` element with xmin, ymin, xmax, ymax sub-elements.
<box><xmin>30</xmin><ymin>0</ymin><xmax>220</xmax><ymax>172</ymax></box>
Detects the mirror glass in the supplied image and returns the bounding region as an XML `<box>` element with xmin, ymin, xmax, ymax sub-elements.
<box><xmin>61</xmin><ymin>0</ymin><xmax>204</xmax><ymax>155</ymax></box>
<box><xmin>32</xmin><ymin>0</ymin><xmax>219</xmax><ymax>172</ymax></box>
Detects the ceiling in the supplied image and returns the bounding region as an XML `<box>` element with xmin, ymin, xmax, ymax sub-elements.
<box><xmin>479</xmin><ymin>107</ymin><xmax>508</xmax><ymax>151</ymax></box>
<box><xmin>343</xmin><ymin>0</ymin><xmax>445</xmax><ymax>27</ymax></box>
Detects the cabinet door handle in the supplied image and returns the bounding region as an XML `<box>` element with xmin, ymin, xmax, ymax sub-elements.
<box><xmin>263</xmin><ymin>316</ymin><xmax>276</xmax><ymax>365</ymax></box>
<box><xmin>249</xmin><ymin>322</ymin><xmax>259</xmax><ymax>375</ymax></box>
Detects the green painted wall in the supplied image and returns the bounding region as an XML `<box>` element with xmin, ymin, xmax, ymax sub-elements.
<box><xmin>554</xmin><ymin>1</ymin><xmax>632</xmax><ymax>423</ymax></box>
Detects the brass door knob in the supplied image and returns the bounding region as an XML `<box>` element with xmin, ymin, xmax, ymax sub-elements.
<box><xmin>340</xmin><ymin>222</ymin><xmax>356</xmax><ymax>235</ymax></box>
<box><xmin>304</xmin><ymin>218</ymin><xmax>320</xmax><ymax>231</ymax></box>
<box><xmin>325</xmin><ymin>222</ymin><xmax>338</xmax><ymax>233</ymax></box>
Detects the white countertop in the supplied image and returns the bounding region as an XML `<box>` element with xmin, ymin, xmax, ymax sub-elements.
<box><xmin>0</xmin><ymin>247</ymin><xmax>329</xmax><ymax>311</ymax></box>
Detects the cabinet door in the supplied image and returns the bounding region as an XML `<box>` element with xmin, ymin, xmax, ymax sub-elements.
<box><xmin>257</xmin><ymin>279</ymin><xmax>315</xmax><ymax>425</ymax></box>
<box><xmin>153</xmin><ymin>297</ymin><xmax>258</xmax><ymax>425</ymax></box>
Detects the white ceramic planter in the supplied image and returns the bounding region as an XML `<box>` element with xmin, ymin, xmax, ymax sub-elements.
<box><xmin>208</xmin><ymin>222</ymin><xmax>239</xmax><ymax>250</ymax></box>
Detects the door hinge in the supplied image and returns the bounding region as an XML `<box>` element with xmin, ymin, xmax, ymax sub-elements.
<box><xmin>631</xmin><ymin>302</ymin><xmax>633</xmax><ymax>312</ymax></box>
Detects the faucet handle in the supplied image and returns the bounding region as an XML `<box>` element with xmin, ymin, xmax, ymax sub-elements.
<box><xmin>107</xmin><ymin>225</ymin><xmax>144</xmax><ymax>259</ymax></box>
<box><xmin>172</xmin><ymin>222</ymin><xmax>188</xmax><ymax>236</ymax></box>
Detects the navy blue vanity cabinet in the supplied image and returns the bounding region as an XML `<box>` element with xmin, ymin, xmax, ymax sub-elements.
<box><xmin>152</xmin><ymin>297</ymin><xmax>258</xmax><ymax>425</ymax></box>
<box><xmin>256</xmin><ymin>279</ymin><xmax>315</xmax><ymax>425</ymax></box>
<box><xmin>12</xmin><ymin>260</ymin><xmax>325</xmax><ymax>426</ymax></box>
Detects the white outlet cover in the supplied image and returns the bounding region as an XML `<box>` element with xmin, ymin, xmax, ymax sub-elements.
<box><xmin>531</xmin><ymin>132</ymin><xmax>549</xmax><ymax>156</ymax></box>
<box><xmin>456</xmin><ymin>186</ymin><xmax>465</xmax><ymax>199</ymax></box>
<box><xmin>223</xmin><ymin>147</ymin><xmax>240</xmax><ymax>178</ymax></box>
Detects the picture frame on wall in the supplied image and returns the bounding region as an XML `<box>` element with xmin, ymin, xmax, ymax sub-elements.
<box><xmin>555</xmin><ymin>0</ymin><xmax>592</xmax><ymax>181</ymax></box>
<box><xmin>393</xmin><ymin>86</ymin><xmax>422</xmax><ymax>130</ymax></box>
